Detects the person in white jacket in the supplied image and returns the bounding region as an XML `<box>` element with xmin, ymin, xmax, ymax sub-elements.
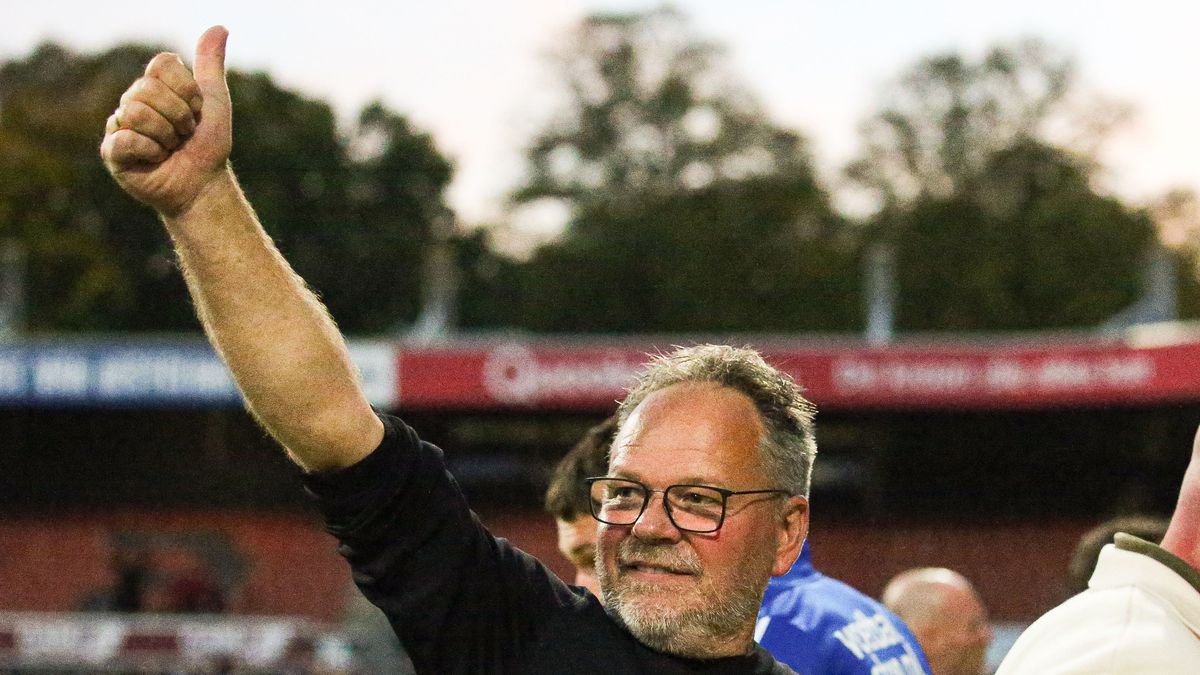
<box><xmin>997</xmin><ymin>427</ymin><xmax>1200</xmax><ymax>674</ymax></box>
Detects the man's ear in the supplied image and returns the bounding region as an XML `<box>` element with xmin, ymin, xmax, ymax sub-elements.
<box><xmin>772</xmin><ymin>495</ymin><xmax>809</xmax><ymax>576</ymax></box>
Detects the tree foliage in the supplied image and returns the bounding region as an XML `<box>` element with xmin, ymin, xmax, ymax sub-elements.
<box><xmin>847</xmin><ymin>38</ymin><xmax>1082</xmax><ymax>209</ymax></box>
<box><xmin>0</xmin><ymin>41</ymin><xmax>451</xmax><ymax>333</ymax></box>
<box><xmin>850</xmin><ymin>40</ymin><xmax>1160</xmax><ymax>331</ymax></box>
<box><xmin>0</xmin><ymin>42</ymin><xmax>161</xmax><ymax>331</ymax></box>
<box><xmin>889</xmin><ymin>140</ymin><xmax>1154</xmax><ymax>330</ymax></box>
<box><xmin>484</xmin><ymin>7</ymin><xmax>857</xmax><ymax>333</ymax></box>
<box><xmin>2</xmin><ymin>25</ymin><xmax>1185</xmax><ymax>338</ymax></box>
<box><xmin>517</xmin><ymin>8</ymin><xmax>815</xmax><ymax>215</ymax></box>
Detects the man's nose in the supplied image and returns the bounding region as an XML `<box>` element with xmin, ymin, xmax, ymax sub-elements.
<box><xmin>631</xmin><ymin>492</ymin><xmax>683</xmax><ymax>541</ymax></box>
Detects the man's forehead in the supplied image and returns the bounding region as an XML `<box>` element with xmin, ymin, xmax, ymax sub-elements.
<box><xmin>609</xmin><ymin>382</ymin><xmax>765</xmax><ymax>479</ymax></box>
<box><xmin>618</xmin><ymin>382</ymin><xmax>761</xmax><ymax>434</ymax></box>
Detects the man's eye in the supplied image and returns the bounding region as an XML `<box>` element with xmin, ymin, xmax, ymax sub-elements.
<box><xmin>677</xmin><ymin>489</ymin><xmax>721</xmax><ymax>506</ymax></box>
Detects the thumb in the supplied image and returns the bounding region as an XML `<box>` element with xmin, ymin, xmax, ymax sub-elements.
<box><xmin>193</xmin><ymin>25</ymin><xmax>229</xmax><ymax>99</ymax></box>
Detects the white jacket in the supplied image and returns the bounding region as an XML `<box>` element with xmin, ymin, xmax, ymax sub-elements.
<box><xmin>997</xmin><ymin>534</ymin><xmax>1200</xmax><ymax>674</ymax></box>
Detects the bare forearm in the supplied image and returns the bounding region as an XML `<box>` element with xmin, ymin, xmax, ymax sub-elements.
<box><xmin>165</xmin><ymin>169</ymin><xmax>382</xmax><ymax>471</ymax></box>
<box><xmin>101</xmin><ymin>27</ymin><xmax>381</xmax><ymax>470</ymax></box>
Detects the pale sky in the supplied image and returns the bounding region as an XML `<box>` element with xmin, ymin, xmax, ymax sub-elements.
<box><xmin>6</xmin><ymin>1</ymin><xmax>1199</xmax><ymax>242</ymax></box>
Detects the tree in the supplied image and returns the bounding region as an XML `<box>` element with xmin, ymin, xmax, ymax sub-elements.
<box><xmin>237</xmin><ymin>96</ymin><xmax>452</xmax><ymax>333</ymax></box>
<box><xmin>0</xmin><ymin>42</ymin><xmax>163</xmax><ymax>331</ymax></box>
<box><xmin>846</xmin><ymin>38</ymin><xmax>1123</xmax><ymax>210</ymax></box>
<box><xmin>890</xmin><ymin>140</ymin><xmax>1154</xmax><ymax>330</ymax></box>
<box><xmin>517</xmin><ymin>8</ymin><xmax>817</xmax><ymax>216</ymax></box>
<box><xmin>483</xmin><ymin>7</ymin><xmax>856</xmax><ymax>333</ymax></box>
<box><xmin>0</xmin><ymin>41</ymin><xmax>452</xmax><ymax>334</ymax></box>
<box><xmin>847</xmin><ymin>40</ymin><xmax>1157</xmax><ymax>331</ymax></box>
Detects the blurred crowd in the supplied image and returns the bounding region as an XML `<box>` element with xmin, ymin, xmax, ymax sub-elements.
<box><xmin>79</xmin><ymin>544</ymin><xmax>226</xmax><ymax>615</ymax></box>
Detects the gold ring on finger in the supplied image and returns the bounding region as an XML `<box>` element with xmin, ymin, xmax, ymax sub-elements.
<box><xmin>113</xmin><ymin>107</ymin><xmax>124</xmax><ymax>130</ymax></box>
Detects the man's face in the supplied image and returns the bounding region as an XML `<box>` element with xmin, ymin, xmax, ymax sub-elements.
<box><xmin>596</xmin><ymin>382</ymin><xmax>807</xmax><ymax>658</ymax></box>
<box><xmin>942</xmin><ymin>587</ymin><xmax>993</xmax><ymax>675</ymax></box>
<box><xmin>922</xmin><ymin>585</ymin><xmax>994</xmax><ymax>675</ymax></box>
<box><xmin>556</xmin><ymin>515</ymin><xmax>600</xmax><ymax>597</ymax></box>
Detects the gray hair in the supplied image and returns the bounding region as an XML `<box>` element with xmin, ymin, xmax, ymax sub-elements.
<box><xmin>616</xmin><ymin>344</ymin><xmax>817</xmax><ymax>497</ymax></box>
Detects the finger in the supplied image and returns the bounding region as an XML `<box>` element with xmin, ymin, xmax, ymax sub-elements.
<box><xmin>116</xmin><ymin>100</ymin><xmax>184</xmax><ymax>151</ymax></box>
<box><xmin>144</xmin><ymin>52</ymin><xmax>203</xmax><ymax>116</ymax></box>
<box><xmin>101</xmin><ymin>128</ymin><xmax>171</xmax><ymax>167</ymax></box>
<box><xmin>193</xmin><ymin>26</ymin><xmax>229</xmax><ymax>101</ymax></box>
<box><xmin>120</xmin><ymin>76</ymin><xmax>196</xmax><ymax>136</ymax></box>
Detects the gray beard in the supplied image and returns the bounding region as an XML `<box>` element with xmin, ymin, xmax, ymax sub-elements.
<box><xmin>599</xmin><ymin>539</ymin><xmax>771</xmax><ymax>659</ymax></box>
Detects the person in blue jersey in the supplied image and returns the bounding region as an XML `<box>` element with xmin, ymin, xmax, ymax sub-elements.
<box><xmin>757</xmin><ymin>542</ymin><xmax>931</xmax><ymax>675</ymax></box>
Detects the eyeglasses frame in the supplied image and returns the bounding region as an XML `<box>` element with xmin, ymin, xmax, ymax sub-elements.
<box><xmin>584</xmin><ymin>476</ymin><xmax>791</xmax><ymax>534</ymax></box>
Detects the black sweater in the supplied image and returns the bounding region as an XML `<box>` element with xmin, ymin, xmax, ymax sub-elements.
<box><xmin>303</xmin><ymin>413</ymin><xmax>794</xmax><ymax>675</ymax></box>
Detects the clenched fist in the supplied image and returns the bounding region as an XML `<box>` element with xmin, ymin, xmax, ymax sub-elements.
<box><xmin>100</xmin><ymin>26</ymin><xmax>232</xmax><ymax>218</ymax></box>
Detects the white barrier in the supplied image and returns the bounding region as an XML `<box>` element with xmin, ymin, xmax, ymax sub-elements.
<box><xmin>0</xmin><ymin>611</ymin><xmax>354</xmax><ymax>672</ymax></box>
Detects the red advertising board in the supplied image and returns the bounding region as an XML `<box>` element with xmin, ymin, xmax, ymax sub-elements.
<box><xmin>392</xmin><ymin>331</ymin><xmax>1200</xmax><ymax>411</ymax></box>
<box><xmin>9</xmin><ymin>327</ymin><xmax>1200</xmax><ymax>411</ymax></box>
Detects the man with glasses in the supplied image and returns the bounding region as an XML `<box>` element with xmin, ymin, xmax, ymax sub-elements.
<box><xmin>101</xmin><ymin>26</ymin><xmax>810</xmax><ymax>673</ymax></box>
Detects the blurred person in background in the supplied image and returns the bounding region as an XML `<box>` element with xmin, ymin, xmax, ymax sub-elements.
<box><xmin>100</xmin><ymin>26</ymin><xmax>813</xmax><ymax>673</ymax></box>
<box><xmin>882</xmin><ymin>568</ymin><xmax>992</xmax><ymax>675</ymax></box>
<box><xmin>756</xmin><ymin>542</ymin><xmax>931</xmax><ymax>674</ymax></box>
<box><xmin>78</xmin><ymin>543</ymin><xmax>154</xmax><ymax>612</ymax></box>
<box><xmin>1064</xmin><ymin>514</ymin><xmax>1169</xmax><ymax>598</ymax></box>
<box><xmin>997</xmin><ymin>428</ymin><xmax>1200</xmax><ymax>673</ymax></box>
<box><xmin>156</xmin><ymin>545</ymin><xmax>226</xmax><ymax>614</ymax></box>
<box><xmin>543</xmin><ymin>417</ymin><xmax>617</xmax><ymax>598</ymax></box>
<box><xmin>110</xmin><ymin>545</ymin><xmax>153</xmax><ymax>612</ymax></box>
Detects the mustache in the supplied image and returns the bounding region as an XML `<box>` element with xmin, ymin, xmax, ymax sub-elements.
<box><xmin>616</xmin><ymin>539</ymin><xmax>703</xmax><ymax>575</ymax></box>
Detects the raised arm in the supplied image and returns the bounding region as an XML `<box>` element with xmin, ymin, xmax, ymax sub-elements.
<box><xmin>1161</xmin><ymin>425</ymin><xmax>1200</xmax><ymax>571</ymax></box>
<box><xmin>100</xmin><ymin>26</ymin><xmax>382</xmax><ymax>471</ymax></box>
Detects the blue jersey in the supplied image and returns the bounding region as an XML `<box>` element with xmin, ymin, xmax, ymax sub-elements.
<box><xmin>756</xmin><ymin>544</ymin><xmax>931</xmax><ymax>675</ymax></box>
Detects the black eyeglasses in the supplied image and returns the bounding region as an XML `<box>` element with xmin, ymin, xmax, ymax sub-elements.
<box><xmin>585</xmin><ymin>477</ymin><xmax>789</xmax><ymax>534</ymax></box>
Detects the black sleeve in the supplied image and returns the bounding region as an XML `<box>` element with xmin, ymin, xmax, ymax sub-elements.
<box><xmin>302</xmin><ymin>413</ymin><xmax>579</xmax><ymax>674</ymax></box>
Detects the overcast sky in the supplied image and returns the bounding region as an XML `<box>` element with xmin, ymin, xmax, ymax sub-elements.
<box><xmin>7</xmin><ymin>1</ymin><xmax>1199</xmax><ymax>239</ymax></box>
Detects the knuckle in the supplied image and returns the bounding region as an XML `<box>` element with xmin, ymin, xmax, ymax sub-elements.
<box><xmin>145</xmin><ymin>52</ymin><xmax>182</xmax><ymax>76</ymax></box>
<box><xmin>107</xmin><ymin>130</ymin><xmax>152</xmax><ymax>163</ymax></box>
<box><xmin>123</xmin><ymin>100</ymin><xmax>151</xmax><ymax>126</ymax></box>
<box><xmin>179</xmin><ymin>78</ymin><xmax>201</xmax><ymax>99</ymax></box>
<box><xmin>122</xmin><ymin>77</ymin><xmax>155</xmax><ymax>104</ymax></box>
<box><xmin>99</xmin><ymin>135</ymin><xmax>114</xmax><ymax>160</ymax></box>
<box><xmin>130</xmin><ymin>134</ymin><xmax>168</xmax><ymax>163</ymax></box>
<box><xmin>108</xmin><ymin>136</ymin><xmax>135</xmax><ymax>164</ymax></box>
